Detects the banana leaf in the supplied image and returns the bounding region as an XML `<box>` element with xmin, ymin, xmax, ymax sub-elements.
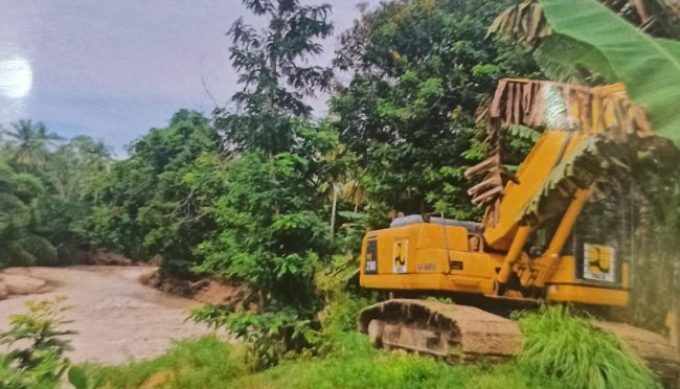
<box><xmin>540</xmin><ymin>0</ymin><xmax>680</xmax><ymax>146</ymax></box>
<box><xmin>533</xmin><ymin>34</ymin><xmax>617</xmax><ymax>84</ymax></box>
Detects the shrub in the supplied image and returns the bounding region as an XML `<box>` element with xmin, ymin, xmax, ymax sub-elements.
<box><xmin>191</xmin><ymin>305</ymin><xmax>321</xmax><ymax>370</ymax></box>
<box><xmin>516</xmin><ymin>305</ymin><xmax>660</xmax><ymax>389</ymax></box>
<box><xmin>0</xmin><ymin>297</ymin><xmax>88</xmax><ymax>389</ymax></box>
<box><xmin>315</xmin><ymin>255</ymin><xmax>375</xmax><ymax>351</ymax></box>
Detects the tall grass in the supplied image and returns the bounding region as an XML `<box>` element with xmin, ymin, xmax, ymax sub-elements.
<box><xmin>87</xmin><ymin>333</ymin><xmax>562</xmax><ymax>389</ymax></box>
<box><xmin>242</xmin><ymin>331</ymin><xmax>565</xmax><ymax>389</ymax></box>
<box><xmin>84</xmin><ymin>337</ymin><xmax>245</xmax><ymax>388</ymax></box>
<box><xmin>517</xmin><ymin>306</ymin><xmax>660</xmax><ymax>389</ymax></box>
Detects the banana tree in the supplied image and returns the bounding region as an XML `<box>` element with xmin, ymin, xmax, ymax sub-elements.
<box><xmin>490</xmin><ymin>0</ymin><xmax>680</xmax><ymax>145</ymax></box>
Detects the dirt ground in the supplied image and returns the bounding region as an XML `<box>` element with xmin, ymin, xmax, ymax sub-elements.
<box><xmin>0</xmin><ymin>266</ymin><xmax>218</xmax><ymax>365</ymax></box>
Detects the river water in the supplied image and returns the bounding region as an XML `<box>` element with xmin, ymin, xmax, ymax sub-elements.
<box><xmin>0</xmin><ymin>266</ymin><xmax>215</xmax><ymax>364</ymax></box>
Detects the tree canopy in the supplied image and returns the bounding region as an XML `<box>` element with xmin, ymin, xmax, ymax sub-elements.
<box><xmin>216</xmin><ymin>0</ymin><xmax>333</xmax><ymax>154</ymax></box>
<box><xmin>331</xmin><ymin>0</ymin><xmax>538</xmax><ymax>224</ymax></box>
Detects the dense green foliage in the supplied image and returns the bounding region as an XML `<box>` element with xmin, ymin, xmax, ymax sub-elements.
<box><xmin>0</xmin><ymin>121</ymin><xmax>111</xmax><ymax>267</ymax></box>
<box><xmin>195</xmin><ymin>124</ymin><xmax>337</xmax><ymax>307</ymax></box>
<box><xmin>332</xmin><ymin>0</ymin><xmax>538</xmax><ymax>225</ymax></box>
<box><xmin>0</xmin><ymin>160</ymin><xmax>50</xmax><ymax>266</ymax></box>
<box><xmin>189</xmin><ymin>131</ymin><xmax>338</xmax><ymax>368</ymax></box>
<box><xmin>88</xmin><ymin>110</ymin><xmax>222</xmax><ymax>276</ymax></box>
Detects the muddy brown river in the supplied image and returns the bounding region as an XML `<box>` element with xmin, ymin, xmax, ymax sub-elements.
<box><xmin>0</xmin><ymin>266</ymin><xmax>216</xmax><ymax>364</ymax></box>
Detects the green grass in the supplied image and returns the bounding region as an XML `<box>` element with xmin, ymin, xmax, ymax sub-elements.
<box><xmin>84</xmin><ymin>337</ymin><xmax>246</xmax><ymax>389</ymax></box>
<box><xmin>85</xmin><ymin>306</ymin><xmax>661</xmax><ymax>389</ymax></box>
<box><xmin>86</xmin><ymin>333</ymin><xmax>559</xmax><ymax>389</ymax></box>
<box><xmin>236</xmin><ymin>332</ymin><xmax>559</xmax><ymax>389</ymax></box>
<box><xmin>517</xmin><ymin>306</ymin><xmax>660</xmax><ymax>389</ymax></box>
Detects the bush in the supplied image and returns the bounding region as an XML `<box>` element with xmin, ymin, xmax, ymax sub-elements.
<box><xmin>516</xmin><ymin>306</ymin><xmax>660</xmax><ymax>389</ymax></box>
<box><xmin>191</xmin><ymin>305</ymin><xmax>321</xmax><ymax>370</ymax></box>
<box><xmin>315</xmin><ymin>255</ymin><xmax>375</xmax><ymax>351</ymax></box>
<box><xmin>0</xmin><ymin>297</ymin><xmax>88</xmax><ymax>389</ymax></box>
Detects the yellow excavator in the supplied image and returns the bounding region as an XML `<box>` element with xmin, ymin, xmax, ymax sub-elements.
<box><xmin>356</xmin><ymin>79</ymin><xmax>679</xmax><ymax>383</ymax></box>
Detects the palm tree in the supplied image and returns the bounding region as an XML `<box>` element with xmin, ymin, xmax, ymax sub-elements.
<box><xmin>3</xmin><ymin>120</ymin><xmax>64</xmax><ymax>169</ymax></box>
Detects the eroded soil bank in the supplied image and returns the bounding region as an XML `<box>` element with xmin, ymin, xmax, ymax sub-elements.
<box><xmin>0</xmin><ymin>266</ymin><xmax>216</xmax><ymax>364</ymax></box>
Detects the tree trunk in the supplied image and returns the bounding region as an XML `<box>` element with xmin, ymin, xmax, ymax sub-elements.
<box><xmin>330</xmin><ymin>183</ymin><xmax>339</xmax><ymax>243</ymax></box>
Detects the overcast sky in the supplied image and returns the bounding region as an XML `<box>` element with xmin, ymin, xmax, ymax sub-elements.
<box><xmin>0</xmin><ymin>0</ymin><xmax>378</xmax><ymax>155</ymax></box>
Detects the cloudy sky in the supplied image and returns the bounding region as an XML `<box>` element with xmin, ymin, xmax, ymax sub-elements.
<box><xmin>0</xmin><ymin>0</ymin><xmax>377</xmax><ymax>155</ymax></box>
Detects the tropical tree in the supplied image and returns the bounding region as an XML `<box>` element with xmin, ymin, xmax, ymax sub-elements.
<box><xmin>30</xmin><ymin>136</ymin><xmax>113</xmax><ymax>261</ymax></box>
<box><xmin>0</xmin><ymin>124</ymin><xmax>118</xmax><ymax>267</ymax></box>
<box><xmin>42</xmin><ymin>136</ymin><xmax>111</xmax><ymax>202</ymax></box>
<box><xmin>0</xmin><ymin>161</ymin><xmax>56</xmax><ymax>267</ymax></box>
<box><xmin>3</xmin><ymin>120</ymin><xmax>63</xmax><ymax>170</ymax></box>
<box><xmin>331</xmin><ymin>0</ymin><xmax>539</xmax><ymax>226</ymax></box>
<box><xmin>87</xmin><ymin>110</ymin><xmax>222</xmax><ymax>275</ymax></box>
<box><xmin>490</xmin><ymin>0</ymin><xmax>680</xmax><ymax>143</ymax></box>
<box><xmin>215</xmin><ymin>0</ymin><xmax>333</xmax><ymax>154</ymax></box>
<box><xmin>190</xmin><ymin>0</ymin><xmax>338</xmax><ymax>368</ymax></box>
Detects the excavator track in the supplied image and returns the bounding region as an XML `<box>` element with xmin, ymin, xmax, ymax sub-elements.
<box><xmin>594</xmin><ymin>321</ymin><xmax>680</xmax><ymax>388</ymax></box>
<box><xmin>358</xmin><ymin>299</ymin><xmax>522</xmax><ymax>363</ymax></box>
<box><xmin>359</xmin><ymin>299</ymin><xmax>679</xmax><ymax>387</ymax></box>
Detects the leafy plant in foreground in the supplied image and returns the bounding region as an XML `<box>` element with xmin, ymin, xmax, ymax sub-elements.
<box><xmin>517</xmin><ymin>306</ymin><xmax>660</xmax><ymax>389</ymax></box>
<box><xmin>0</xmin><ymin>297</ymin><xmax>90</xmax><ymax>389</ymax></box>
<box><xmin>192</xmin><ymin>305</ymin><xmax>320</xmax><ymax>371</ymax></box>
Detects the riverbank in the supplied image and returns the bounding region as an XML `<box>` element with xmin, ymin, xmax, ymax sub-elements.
<box><xmin>0</xmin><ymin>266</ymin><xmax>216</xmax><ymax>364</ymax></box>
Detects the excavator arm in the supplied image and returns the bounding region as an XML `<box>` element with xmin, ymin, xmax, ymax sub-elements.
<box><xmin>465</xmin><ymin>79</ymin><xmax>652</xmax><ymax>295</ymax></box>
